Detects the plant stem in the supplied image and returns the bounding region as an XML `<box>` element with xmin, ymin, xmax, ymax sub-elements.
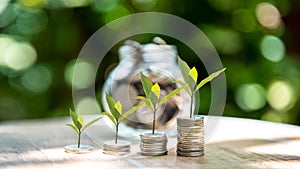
<box><xmin>78</xmin><ymin>131</ymin><xmax>81</xmax><ymax>148</ymax></box>
<box><xmin>115</xmin><ymin>124</ymin><xmax>119</xmax><ymax>144</ymax></box>
<box><xmin>190</xmin><ymin>94</ymin><xmax>194</xmax><ymax>118</ymax></box>
<box><xmin>152</xmin><ymin>108</ymin><xmax>157</xmax><ymax>135</ymax></box>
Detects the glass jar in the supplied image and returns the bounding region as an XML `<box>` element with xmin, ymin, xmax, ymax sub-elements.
<box><xmin>101</xmin><ymin>37</ymin><xmax>190</xmax><ymax>138</ymax></box>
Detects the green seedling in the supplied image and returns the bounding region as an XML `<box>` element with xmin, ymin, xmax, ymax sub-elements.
<box><xmin>66</xmin><ymin>109</ymin><xmax>102</xmax><ymax>148</ymax></box>
<box><xmin>137</xmin><ymin>72</ymin><xmax>181</xmax><ymax>134</ymax></box>
<box><xmin>175</xmin><ymin>57</ymin><xmax>226</xmax><ymax>118</ymax></box>
<box><xmin>102</xmin><ymin>94</ymin><xmax>144</xmax><ymax>144</ymax></box>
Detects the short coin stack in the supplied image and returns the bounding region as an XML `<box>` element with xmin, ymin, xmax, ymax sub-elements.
<box><xmin>103</xmin><ymin>140</ymin><xmax>131</xmax><ymax>155</ymax></box>
<box><xmin>140</xmin><ymin>132</ymin><xmax>168</xmax><ymax>156</ymax></box>
<box><xmin>177</xmin><ymin>115</ymin><xmax>205</xmax><ymax>157</ymax></box>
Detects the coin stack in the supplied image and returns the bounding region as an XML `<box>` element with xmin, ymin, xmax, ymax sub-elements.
<box><xmin>140</xmin><ymin>132</ymin><xmax>168</xmax><ymax>156</ymax></box>
<box><xmin>177</xmin><ymin>115</ymin><xmax>205</xmax><ymax>157</ymax></box>
<box><xmin>103</xmin><ymin>140</ymin><xmax>131</xmax><ymax>155</ymax></box>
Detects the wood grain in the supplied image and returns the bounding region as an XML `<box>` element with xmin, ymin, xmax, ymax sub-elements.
<box><xmin>1</xmin><ymin>116</ymin><xmax>300</xmax><ymax>169</ymax></box>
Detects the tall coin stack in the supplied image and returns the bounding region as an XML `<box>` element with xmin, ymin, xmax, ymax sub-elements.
<box><xmin>177</xmin><ymin>115</ymin><xmax>205</xmax><ymax>157</ymax></box>
<box><xmin>103</xmin><ymin>140</ymin><xmax>131</xmax><ymax>155</ymax></box>
<box><xmin>140</xmin><ymin>132</ymin><xmax>168</xmax><ymax>156</ymax></box>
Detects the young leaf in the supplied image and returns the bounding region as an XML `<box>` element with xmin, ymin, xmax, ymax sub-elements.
<box><xmin>178</xmin><ymin>57</ymin><xmax>191</xmax><ymax>83</ymax></box>
<box><xmin>136</xmin><ymin>96</ymin><xmax>153</xmax><ymax>111</ymax></box>
<box><xmin>158</xmin><ymin>88</ymin><xmax>181</xmax><ymax>107</ymax></box>
<box><xmin>189</xmin><ymin>67</ymin><xmax>198</xmax><ymax>82</ymax></box>
<box><xmin>70</xmin><ymin>109</ymin><xmax>80</xmax><ymax>129</ymax></box>
<box><xmin>120</xmin><ymin>103</ymin><xmax>144</xmax><ymax>122</ymax></box>
<box><xmin>77</xmin><ymin>116</ymin><xmax>84</xmax><ymax>125</ymax></box>
<box><xmin>82</xmin><ymin>117</ymin><xmax>102</xmax><ymax>132</ymax></box>
<box><xmin>151</xmin><ymin>83</ymin><xmax>160</xmax><ymax>99</ymax></box>
<box><xmin>140</xmin><ymin>72</ymin><xmax>153</xmax><ymax>97</ymax></box>
<box><xmin>114</xmin><ymin>101</ymin><xmax>122</xmax><ymax>114</ymax></box>
<box><xmin>195</xmin><ymin>68</ymin><xmax>226</xmax><ymax>92</ymax></box>
<box><xmin>178</xmin><ymin>57</ymin><xmax>196</xmax><ymax>90</ymax></box>
<box><xmin>105</xmin><ymin>94</ymin><xmax>119</xmax><ymax>120</ymax></box>
<box><xmin>102</xmin><ymin>111</ymin><xmax>117</xmax><ymax>125</ymax></box>
<box><xmin>66</xmin><ymin>124</ymin><xmax>79</xmax><ymax>134</ymax></box>
<box><xmin>173</xmin><ymin>80</ymin><xmax>191</xmax><ymax>95</ymax></box>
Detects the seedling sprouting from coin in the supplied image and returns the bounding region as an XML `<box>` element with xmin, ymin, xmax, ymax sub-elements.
<box><xmin>66</xmin><ymin>109</ymin><xmax>102</xmax><ymax>148</ymax></box>
<box><xmin>137</xmin><ymin>72</ymin><xmax>181</xmax><ymax>134</ymax></box>
<box><xmin>175</xmin><ymin>57</ymin><xmax>226</xmax><ymax>118</ymax></box>
<box><xmin>101</xmin><ymin>94</ymin><xmax>144</xmax><ymax>144</ymax></box>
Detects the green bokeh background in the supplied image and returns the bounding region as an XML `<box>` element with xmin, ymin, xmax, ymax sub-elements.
<box><xmin>0</xmin><ymin>0</ymin><xmax>299</xmax><ymax>125</ymax></box>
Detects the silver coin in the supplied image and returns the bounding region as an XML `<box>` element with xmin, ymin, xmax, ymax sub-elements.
<box><xmin>177</xmin><ymin>145</ymin><xmax>204</xmax><ymax>150</ymax></box>
<box><xmin>103</xmin><ymin>150</ymin><xmax>130</xmax><ymax>155</ymax></box>
<box><xmin>64</xmin><ymin>144</ymin><xmax>94</xmax><ymax>154</ymax></box>
<box><xmin>140</xmin><ymin>143</ymin><xmax>167</xmax><ymax>146</ymax></box>
<box><xmin>177</xmin><ymin>149</ymin><xmax>204</xmax><ymax>152</ymax></box>
<box><xmin>104</xmin><ymin>147</ymin><xmax>130</xmax><ymax>151</ymax></box>
<box><xmin>177</xmin><ymin>142</ymin><xmax>204</xmax><ymax>146</ymax></box>
<box><xmin>104</xmin><ymin>140</ymin><xmax>131</xmax><ymax>148</ymax></box>
<box><xmin>141</xmin><ymin>151</ymin><xmax>168</xmax><ymax>156</ymax></box>
<box><xmin>177</xmin><ymin>121</ymin><xmax>204</xmax><ymax>125</ymax></box>
<box><xmin>103</xmin><ymin>140</ymin><xmax>131</xmax><ymax>155</ymax></box>
<box><xmin>177</xmin><ymin>151</ymin><xmax>204</xmax><ymax>157</ymax></box>
<box><xmin>140</xmin><ymin>132</ymin><xmax>167</xmax><ymax>138</ymax></box>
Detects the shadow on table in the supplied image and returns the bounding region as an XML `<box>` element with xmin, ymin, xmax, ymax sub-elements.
<box><xmin>124</xmin><ymin>136</ymin><xmax>300</xmax><ymax>169</ymax></box>
<box><xmin>201</xmin><ymin>137</ymin><xmax>300</xmax><ymax>168</ymax></box>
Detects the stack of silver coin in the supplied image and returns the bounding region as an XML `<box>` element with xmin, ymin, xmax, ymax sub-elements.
<box><xmin>103</xmin><ymin>140</ymin><xmax>131</xmax><ymax>155</ymax></box>
<box><xmin>177</xmin><ymin>115</ymin><xmax>205</xmax><ymax>157</ymax></box>
<box><xmin>140</xmin><ymin>132</ymin><xmax>168</xmax><ymax>156</ymax></box>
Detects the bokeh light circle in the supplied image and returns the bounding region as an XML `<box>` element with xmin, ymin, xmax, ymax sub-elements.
<box><xmin>267</xmin><ymin>81</ymin><xmax>295</xmax><ymax>111</ymax></box>
<box><xmin>260</xmin><ymin>35</ymin><xmax>285</xmax><ymax>62</ymax></box>
<box><xmin>235</xmin><ymin>83</ymin><xmax>266</xmax><ymax>111</ymax></box>
<box><xmin>256</xmin><ymin>2</ymin><xmax>281</xmax><ymax>30</ymax></box>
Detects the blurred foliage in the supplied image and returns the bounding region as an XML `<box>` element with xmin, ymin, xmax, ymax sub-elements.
<box><xmin>0</xmin><ymin>0</ymin><xmax>299</xmax><ymax>125</ymax></box>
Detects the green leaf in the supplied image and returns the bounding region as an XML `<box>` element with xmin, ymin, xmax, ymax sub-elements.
<box><xmin>82</xmin><ymin>116</ymin><xmax>102</xmax><ymax>132</ymax></box>
<box><xmin>149</xmin><ymin>92</ymin><xmax>158</xmax><ymax>106</ymax></box>
<box><xmin>102</xmin><ymin>111</ymin><xmax>117</xmax><ymax>125</ymax></box>
<box><xmin>114</xmin><ymin>101</ymin><xmax>122</xmax><ymax>114</ymax></box>
<box><xmin>136</xmin><ymin>96</ymin><xmax>153</xmax><ymax>111</ymax></box>
<box><xmin>178</xmin><ymin>57</ymin><xmax>195</xmax><ymax>91</ymax></box>
<box><xmin>188</xmin><ymin>67</ymin><xmax>198</xmax><ymax>82</ymax></box>
<box><xmin>195</xmin><ymin>68</ymin><xmax>226</xmax><ymax>92</ymax></box>
<box><xmin>178</xmin><ymin>57</ymin><xmax>191</xmax><ymax>84</ymax></box>
<box><xmin>158</xmin><ymin>88</ymin><xmax>181</xmax><ymax>107</ymax></box>
<box><xmin>66</xmin><ymin>124</ymin><xmax>79</xmax><ymax>134</ymax></box>
<box><xmin>173</xmin><ymin>80</ymin><xmax>191</xmax><ymax>95</ymax></box>
<box><xmin>151</xmin><ymin>83</ymin><xmax>160</xmax><ymax>99</ymax></box>
<box><xmin>120</xmin><ymin>103</ymin><xmax>144</xmax><ymax>122</ymax></box>
<box><xmin>140</xmin><ymin>72</ymin><xmax>153</xmax><ymax>97</ymax></box>
<box><xmin>187</xmin><ymin>75</ymin><xmax>196</xmax><ymax>90</ymax></box>
<box><xmin>69</xmin><ymin>109</ymin><xmax>80</xmax><ymax>129</ymax></box>
<box><xmin>105</xmin><ymin>94</ymin><xmax>119</xmax><ymax>120</ymax></box>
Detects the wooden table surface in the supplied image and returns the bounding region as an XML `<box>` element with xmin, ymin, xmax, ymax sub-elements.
<box><xmin>1</xmin><ymin>116</ymin><xmax>300</xmax><ymax>169</ymax></box>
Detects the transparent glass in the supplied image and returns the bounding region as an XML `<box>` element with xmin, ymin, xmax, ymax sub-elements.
<box><xmin>102</xmin><ymin>38</ymin><xmax>190</xmax><ymax>138</ymax></box>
